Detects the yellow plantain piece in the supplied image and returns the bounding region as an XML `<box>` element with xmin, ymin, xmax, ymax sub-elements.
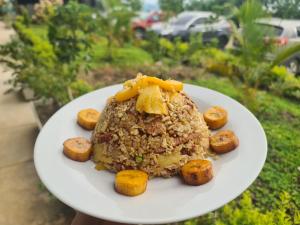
<box><xmin>136</xmin><ymin>85</ymin><xmax>168</xmax><ymax>115</ymax></box>
<box><xmin>210</xmin><ymin>130</ymin><xmax>239</xmax><ymax>154</ymax></box>
<box><xmin>63</xmin><ymin>137</ymin><xmax>92</xmax><ymax>162</ymax></box>
<box><xmin>203</xmin><ymin>106</ymin><xmax>228</xmax><ymax>130</ymax></box>
<box><xmin>115</xmin><ymin>74</ymin><xmax>183</xmax><ymax>102</ymax></box>
<box><xmin>181</xmin><ymin>159</ymin><xmax>213</xmax><ymax>185</ymax></box>
<box><xmin>115</xmin><ymin>170</ymin><xmax>148</xmax><ymax>196</ymax></box>
<box><xmin>77</xmin><ymin>108</ymin><xmax>101</xmax><ymax>130</ymax></box>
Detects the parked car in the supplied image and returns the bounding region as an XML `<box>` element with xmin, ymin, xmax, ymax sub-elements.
<box><xmin>256</xmin><ymin>18</ymin><xmax>300</xmax><ymax>75</ymax></box>
<box><xmin>151</xmin><ymin>11</ymin><xmax>231</xmax><ymax>48</ymax></box>
<box><xmin>132</xmin><ymin>11</ymin><xmax>163</xmax><ymax>39</ymax></box>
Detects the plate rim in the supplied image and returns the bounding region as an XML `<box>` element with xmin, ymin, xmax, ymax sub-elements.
<box><xmin>34</xmin><ymin>83</ymin><xmax>268</xmax><ymax>224</ymax></box>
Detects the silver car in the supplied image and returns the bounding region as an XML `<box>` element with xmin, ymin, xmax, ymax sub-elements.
<box><xmin>256</xmin><ymin>18</ymin><xmax>300</xmax><ymax>74</ymax></box>
<box><xmin>151</xmin><ymin>11</ymin><xmax>231</xmax><ymax>48</ymax></box>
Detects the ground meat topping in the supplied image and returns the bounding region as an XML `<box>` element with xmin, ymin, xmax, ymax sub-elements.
<box><xmin>144</xmin><ymin>121</ymin><xmax>167</xmax><ymax>136</ymax></box>
<box><xmin>94</xmin><ymin>133</ymin><xmax>113</xmax><ymax>143</ymax></box>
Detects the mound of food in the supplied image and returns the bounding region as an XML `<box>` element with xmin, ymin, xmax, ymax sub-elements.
<box><xmin>92</xmin><ymin>74</ymin><xmax>211</xmax><ymax>177</ymax></box>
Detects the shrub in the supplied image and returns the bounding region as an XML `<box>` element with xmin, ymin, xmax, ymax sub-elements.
<box><xmin>0</xmin><ymin>2</ymin><xmax>97</xmax><ymax>105</ymax></box>
<box><xmin>190</xmin><ymin>48</ymin><xmax>239</xmax><ymax>78</ymax></box>
<box><xmin>138</xmin><ymin>32</ymin><xmax>203</xmax><ymax>65</ymax></box>
<box><xmin>69</xmin><ymin>79</ymin><xmax>93</xmax><ymax>99</ymax></box>
<box><xmin>136</xmin><ymin>31</ymin><xmax>162</xmax><ymax>61</ymax></box>
<box><xmin>48</xmin><ymin>1</ymin><xmax>97</xmax><ymax>64</ymax></box>
<box><xmin>181</xmin><ymin>191</ymin><xmax>300</xmax><ymax>225</ymax></box>
<box><xmin>97</xmin><ymin>0</ymin><xmax>136</xmax><ymax>60</ymax></box>
<box><xmin>214</xmin><ymin>191</ymin><xmax>299</xmax><ymax>225</ymax></box>
<box><xmin>269</xmin><ymin>66</ymin><xmax>300</xmax><ymax>100</ymax></box>
<box><xmin>90</xmin><ymin>41</ymin><xmax>153</xmax><ymax>68</ymax></box>
<box><xmin>191</xmin><ymin>49</ymin><xmax>300</xmax><ymax>101</ymax></box>
<box><xmin>32</xmin><ymin>0</ymin><xmax>63</xmax><ymax>23</ymax></box>
<box><xmin>152</xmin><ymin>36</ymin><xmax>203</xmax><ymax>65</ymax></box>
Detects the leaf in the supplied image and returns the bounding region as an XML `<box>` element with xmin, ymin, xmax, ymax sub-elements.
<box><xmin>272</xmin><ymin>43</ymin><xmax>300</xmax><ymax>66</ymax></box>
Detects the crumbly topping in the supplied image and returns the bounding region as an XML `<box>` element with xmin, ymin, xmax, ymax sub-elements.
<box><xmin>92</xmin><ymin>91</ymin><xmax>212</xmax><ymax>177</ymax></box>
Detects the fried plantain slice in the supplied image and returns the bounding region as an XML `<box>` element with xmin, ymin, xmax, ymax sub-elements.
<box><xmin>77</xmin><ymin>108</ymin><xmax>101</xmax><ymax>130</ymax></box>
<box><xmin>210</xmin><ymin>130</ymin><xmax>239</xmax><ymax>154</ymax></box>
<box><xmin>181</xmin><ymin>160</ymin><xmax>213</xmax><ymax>185</ymax></box>
<box><xmin>115</xmin><ymin>170</ymin><xmax>148</xmax><ymax>196</ymax></box>
<box><xmin>63</xmin><ymin>137</ymin><xmax>92</xmax><ymax>162</ymax></box>
<box><xmin>204</xmin><ymin>106</ymin><xmax>228</xmax><ymax>130</ymax></box>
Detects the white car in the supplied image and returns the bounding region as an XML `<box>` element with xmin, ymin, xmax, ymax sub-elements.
<box><xmin>257</xmin><ymin>18</ymin><xmax>300</xmax><ymax>74</ymax></box>
<box><xmin>150</xmin><ymin>11</ymin><xmax>231</xmax><ymax>48</ymax></box>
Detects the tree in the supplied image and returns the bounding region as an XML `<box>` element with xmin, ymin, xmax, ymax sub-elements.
<box><xmin>224</xmin><ymin>0</ymin><xmax>275</xmax><ymax>109</ymax></box>
<box><xmin>48</xmin><ymin>1</ymin><xmax>97</xmax><ymax>63</ymax></box>
<box><xmin>159</xmin><ymin>0</ymin><xmax>183</xmax><ymax>14</ymax></box>
<box><xmin>262</xmin><ymin>0</ymin><xmax>300</xmax><ymax>19</ymax></box>
<box><xmin>98</xmin><ymin>0</ymin><xmax>136</xmax><ymax>60</ymax></box>
<box><xmin>184</xmin><ymin>0</ymin><xmax>243</xmax><ymax>16</ymax></box>
<box><xmin>127</xmin><ymin>0</ymin><xmax>142</xmax><ymax>11</ymax></box>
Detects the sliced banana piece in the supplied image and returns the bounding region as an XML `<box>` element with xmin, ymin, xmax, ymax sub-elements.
<box><xmin>210</xmin><ymin>130</ymin><xmax>239</xmax><ymax>154</ymax></box>
<box><xmin>63</xmin><ymin>137</ymin><xmax>92</xmax><ymax>162</ymax></box>
<box><xmin>204</xmin><ymin>106</ymin><xmax>228</xmax><ymax>130</ymax></box>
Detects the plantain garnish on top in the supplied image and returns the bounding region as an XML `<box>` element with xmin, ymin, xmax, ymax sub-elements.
<box><xmin>114</xmin><ymin>73</ymin><xmax>183</xmax><ymax>115</ymax></box>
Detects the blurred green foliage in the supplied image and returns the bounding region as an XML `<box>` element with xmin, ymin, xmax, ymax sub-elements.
<box><xmin>90</xmin><ymin>40</ymin><xmax>153</xmax><ymax>67</ymax></box>
<box><xmin>48</xmin><ymin>1</ymin><xmax>97</xmax><ymax>63</ymax></box>
<box><xmin>69</xmin><ymin>79</ymin><xmax>93</xmax><ymax>99</ymax></box>
<box><xmin>0</xmin><ymin>1</ymin><xmax>96</xmax><ymax>105</ymax></box>
<box><xmin>215</xmin><ymin>191</ymin><xmax>299</xmax><ymax>225</ymax></box>
<box><xmin>159</xmin><ymin>0</ymin><xmax>184</xmax><ymax>14</ymax></box>
<box><xmin>183</xmin><ymin>191</ymin><xmax>300</xmax><ymax>225</ymax></box>
<box><xmin>98</xmin><ymin>0</ymin><xmax>137</xmax><ymax>60</ymax></box>
<box><xmin>139</xmin><ymin>33</ymin><xmax>203</xmax><ymax>65</ymax></box>
<box><xmin>262</xmin><ymin>0</ymin><xmax>300</xmax><ymax>19</ymax></box>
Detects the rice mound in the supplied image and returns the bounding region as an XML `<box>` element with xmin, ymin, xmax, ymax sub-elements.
<box><xmin>92</xmin><ymin>91</ymin><xmax>211</xmax><ymax>177</ymax></box>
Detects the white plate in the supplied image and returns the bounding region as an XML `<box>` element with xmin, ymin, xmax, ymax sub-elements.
<box><xmin>34</xmin><ymin>84</ymin><xmax>267</xmax><ymax>224</ymax></box>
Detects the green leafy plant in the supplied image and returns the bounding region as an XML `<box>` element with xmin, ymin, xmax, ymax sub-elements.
<box><xmin>179</xmin><ymin>191</ymin><xmax>300</xmax><ymax>225</ymax></box>
<box><xmin>69</xmin><ymin>79</ymin><xmax>93</xmax><ymax>99</ymax></box>
<box><xmin>159</xmin><ymin>0</ymin><xmax>184</xmax><ymax>15</ymax></box>
<box><xmin>136</xmin><ymin>31</ymin><xmax>162</xmax><ymax>61</ymax></box>
<box><xmin>140</xmin><ymin>33</ymin><xmax>203</xmax><ymax>65</ymax></box>
<box><xmin>262</xmin><ymin>0</ymin><xmax>300</xmax><ymax>19</ymax></box>
<box><xmin>97</xmin><ymin>0</ymin><xmax>136</xmax><ymax>61</ymax></box>
<box><xmin>48</xmin><ymin>1</ymin><xmax>97</xmax><ymax>64</ymax></box>
<box><xmin>214</xmin><ymin>191</ymin><xmax>299</xmax><ymax>225</ymax></box>
<box><xmin>231</xmin><ymin>0</ymin><xmax>274</xmax><ymax>87</ymax></box>
<box><xmin>268</xmin><ymin>66</ymin><xmax>300</xmax><ymax>99</ymax></box>
<box><xmin>190</xmin><ymin>47</ymin><xmax>239</xmax><ymax>78</ymax></box>
<box><xmin>272</xmin><ymin>44</ymin><xmax>300</xmax><ymax>67</ymax></box>
<box><xmin>0</xmin><ymin>2</ymin><xmax>97</xmax><ymax>105</ymax></box>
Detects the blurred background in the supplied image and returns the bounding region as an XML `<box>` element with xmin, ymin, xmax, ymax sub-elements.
<box><xmin>0</xmin><ymin>0</ymin><xmax>299</xmax><ymax>224</ymax></box>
